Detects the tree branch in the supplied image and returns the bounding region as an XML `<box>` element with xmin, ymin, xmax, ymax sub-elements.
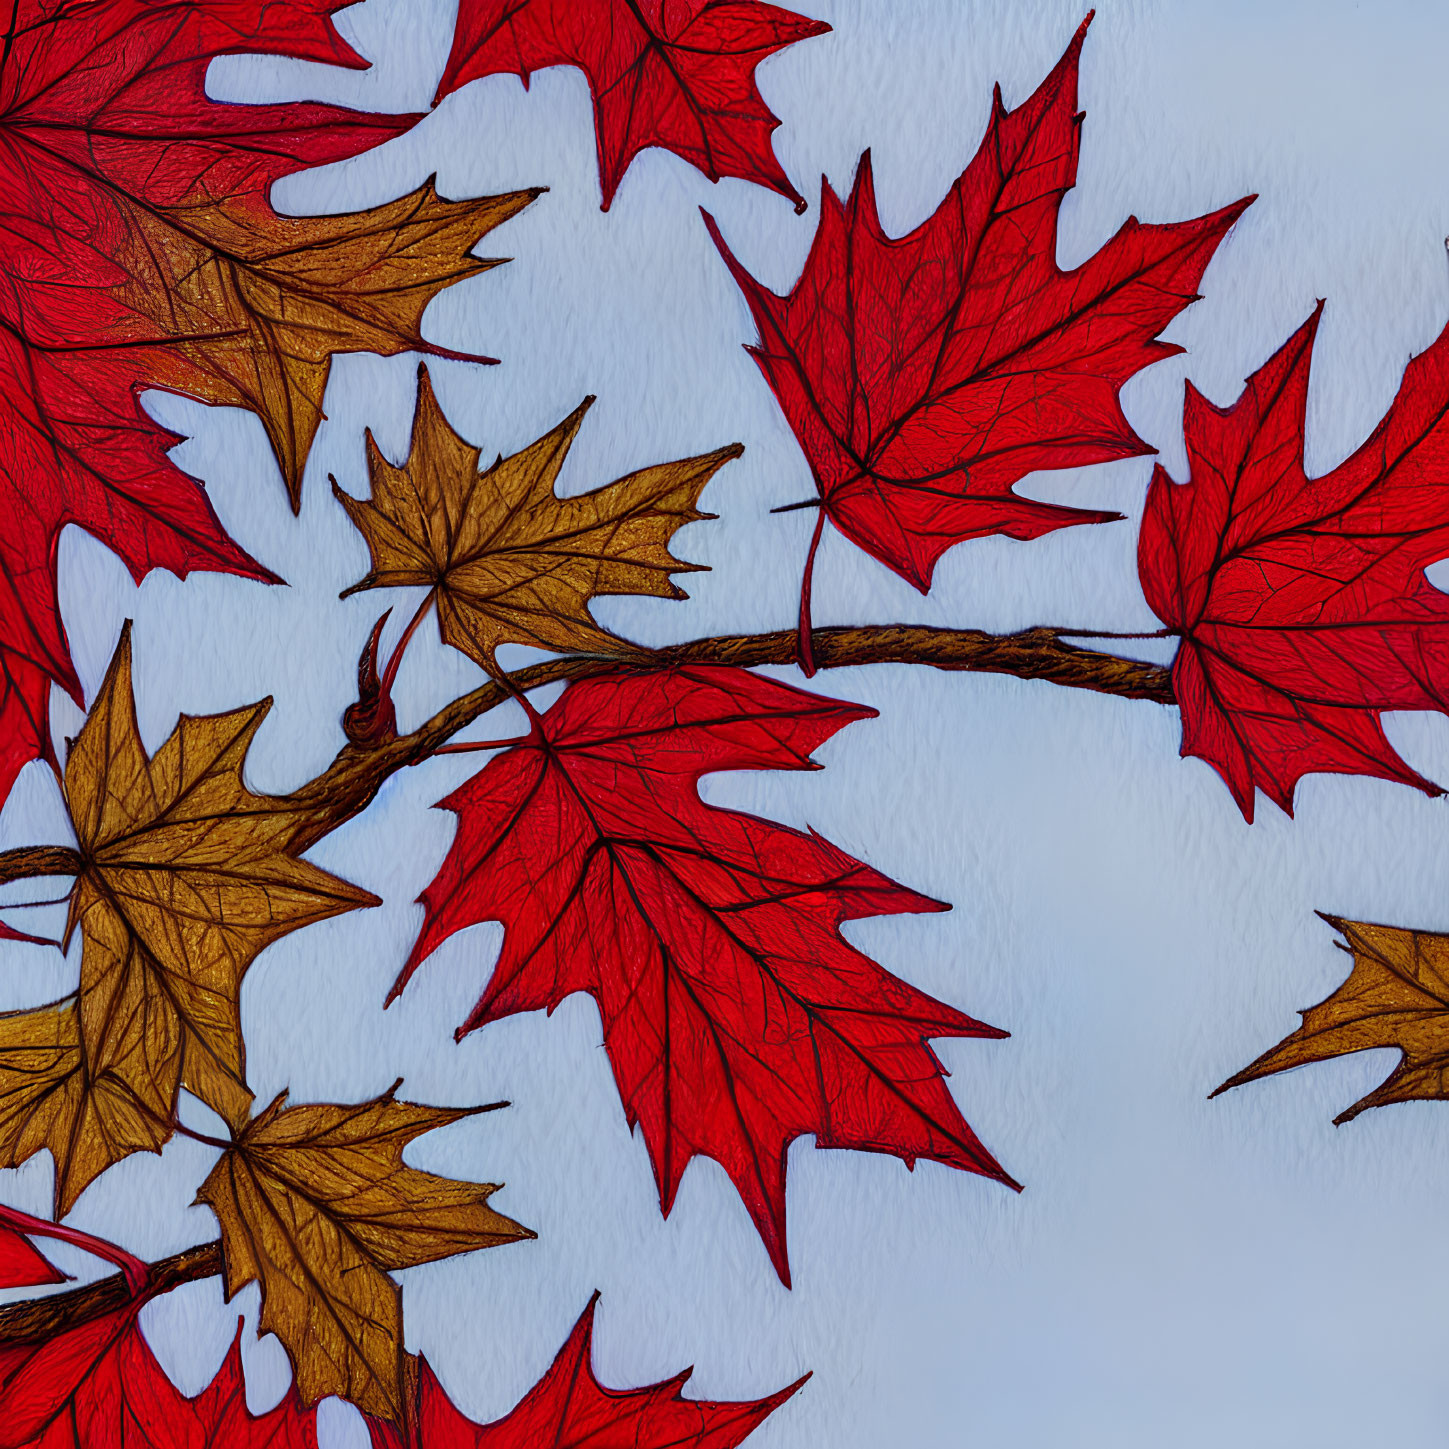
<box><xmin>0</xmin><ymin>622</ymin><xmax>1173</xmax><ymax>1339</ymax></box>
<box><xmin>281</xmin><ymin>622</ymin><xmax>1173</xmax><ymax>849</ymax></box>
<box><xmin>0</xmin><ymin>1241</ymin><xmax>222</xmax><ymax>1343</ymax></box>
<box><xmin>0</xmin><ymin>625</ymin><xmax>1171</xmax><ymax>905</ymax></box>
<box><xmin>0</xmin><ymin>846</ymin><xmax>80</xmax><ymax>887</ymax></box>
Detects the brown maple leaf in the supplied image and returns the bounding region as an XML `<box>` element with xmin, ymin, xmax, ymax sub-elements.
<box><xmin>1214</xmin><ymin>915</ymin><xmax>1449</xmax><ymax>1122</ymax></box>
<box><xmin>333</xmin><ymin>366</ymin><xmax>738</xmax><ymax>667</ymax></box>
<box><xmin>196</xmin><ymin>1086</ymin><xmax>532</xmax><ymax>1421</ymax></box>
<box><xmin>141</xmin><ymin>180</ymin><xmax>541</xmax><ymax>510</ymax></box>
<box><xmin>0</xmin><ymin>0</ymin><xmax>544</xmax><ymax>813</ymax></box>
<box><xmin>36</xmin><ymin>623</ymin><xmax>379</xmax><ymax>1212</ymax></box>
<box><xmin>0</xmin><ymin>999</ymin><xmax>155</xmax><ymax>1220</ymax></box>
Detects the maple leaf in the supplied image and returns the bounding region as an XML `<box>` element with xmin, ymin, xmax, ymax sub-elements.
<box><xmin>136</xmin><ymin>180</ymin><xmax>541</xmax><ymax>514</ymax></box>
<box><xmin>436</xmin><ymin>0</ymin><xmax>830</xmax><ymax>211</ymax></box>
<box><xmin>366</xmin><ymin>1294</ymin><xmax>804</xmax><ymax>1449</ymax></box>
<box><xmin>704</xmin><ymin>14</ymin><xmax>1251</xmax><ymax>666</ymax></box>
<box><xmin>0</xmin><ymin>917</ymin><xmax>59</xmax><ymax>950</ymax></box>
<box><xmin>0</xmin><ymin>0</ymin><xmax>539</xmax><ymax>812</ymax></box>
<box><xmin>1137</xmin><ymin>303</ymin><xmax>1449</xmax><ymax>819</ymax></box>
<box><xmin>0</xmin><ymin>1303</ymin><xmax>317</xmax><ymax>1449</ymax></box>
<box><xmin>196</xmin><ymin>1086</ymin><xmax>533</xmax><ymax>1421</ymax></box>
<box><xmin>393</xmin><ymin>665</ymin><xmax>1014</xmax><ymax>1286</ymax></box>
<box><xmin>17</xmin><ymin>622</ymin><xmax>382</xmax><ymax>1214</ymax></box>
<box><xmin>334</xmin><ymin>365</ymin><xmax>738</xmax><ymax>668</ymax></box>
<box><xmin>0</xmin><ymin>998</ymin><xmax>159</xmax><ymax>1222</ymax></box>
<box><xmin>0</xmin><ymin>657</ymin><xmax>53</xmax><ymax>816</ymax></box>
<box><xmin>1212</xmin><ymin>914</ymin><xmax>1449</xmax><ymax>1122</ymax></box>
<box><xmin>0</xmin><ymin>1223</ymin><xmax>64</xmax><ymax>1292</ymax></box>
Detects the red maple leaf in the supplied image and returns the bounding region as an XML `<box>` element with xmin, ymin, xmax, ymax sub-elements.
<box><xmin>435</xmin><ymin>0</ymin><xmax>829</xmax><ymax>211</ymax></box>
<box><xmin>0</xmin><ymin>1304</ymin><xmax>316</xmax><ymax>1449</ymax></box>
<box><xmin>367</xmin><ymin>1295</ymin><xmax>802</xmax><ymax>1449</ymax></box>
<box><xmin>0</xmin><ymin>910</ymin><xmax>59</xmax><ymax>949</ymax></box>
<box><xmin>0</xmin><ymin>0</ymin><xmax>419</xmax><ymax>810</ymax></box>
<box><xmin>394</xmin><ymin>666</ymin><xmax>1014</xmax><ymax>1285</ymax></box>
<box><xmin>704</xmin><ymin>13</ymin><xmax>1252</xmax><ymax>670</ymax></box>
<box><xmin>0</xmin><ymin>657</ymin><xmax>51</xmax><ymax>822</ymax></box>
<box><xmin>0</xmin><ymin>1225</ymin><xmax>64</xmax><ymax>1291</ymax></box>
<box><xmin>1138</xmin><ymin>303</ymin><xmax>1449</xmax><ymax>820</ymax></box>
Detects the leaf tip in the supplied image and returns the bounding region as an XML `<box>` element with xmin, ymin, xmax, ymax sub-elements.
<box><xmin>781</xmin><ymin>1369</ymin><xmax>814</xmax><ymax>1401</ymax></box>
<box><xmin>461</xmin><ymin>1098</ymin><xmax>511</xmax><ymax>1117</ymax></box>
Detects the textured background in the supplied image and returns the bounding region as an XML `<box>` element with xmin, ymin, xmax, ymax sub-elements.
<box><xmin>5</xmin><ymin>1</ymin><xmax>1449</xmax><ymax>1444</ymax></box>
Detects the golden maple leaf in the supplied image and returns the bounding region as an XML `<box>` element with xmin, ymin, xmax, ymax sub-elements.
<box><xmin>333</xmin><ymin>364</ymin><xmax>740</xmax><ymax>666</ymax></box>
<box><xmin>196</xmin><ymin>1087</ymin><xmax>531</xmax><ymax>1419</ymax></box>
<box><xmin>1213</xmin><ymin>914</ymin><xmax>1449</xmax><ymax>1121</ymax></box>
<box><xmin>0</xmin><ymin>998</ymin><xmax>169</xmax><ymax>1216</ymax></box>
<box><xmin>127</xmin><ymin>180</ymin><xmax>540</xmax><ymax>508</ymax></box>
<box><xmin>43</xmin><ymin>623</ymin><xmax>378</xmax><ymax>1212</ymax></box>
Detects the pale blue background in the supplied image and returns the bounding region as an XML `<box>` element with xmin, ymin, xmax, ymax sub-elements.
<box><xmin>5</xmin><ymin>1</ymin><xmax>1449</xmax><ymax>1444</ymax></box>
